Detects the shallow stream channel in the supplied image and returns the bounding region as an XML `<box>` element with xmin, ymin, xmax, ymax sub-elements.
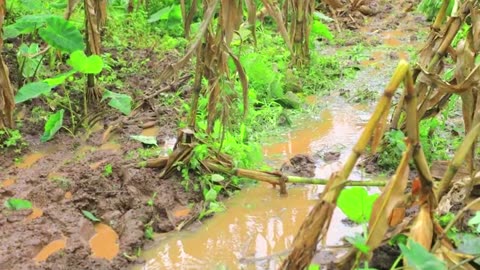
<box><xmin>137</xmin><ymin>96</ymin><xmax>386</xmax><ymax>270</ymax></box>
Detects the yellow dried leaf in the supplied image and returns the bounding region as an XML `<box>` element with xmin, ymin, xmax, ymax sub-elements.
<box><xmin>409</xmin><ymin>203</ymin><xmax>433</xmax><ymax>251</ymax></box>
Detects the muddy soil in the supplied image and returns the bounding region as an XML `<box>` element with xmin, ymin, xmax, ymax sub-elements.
<box><xmin>1</xmin><ymin>41</ymin><xmax>200</xmax><ymax>269</ymax></box>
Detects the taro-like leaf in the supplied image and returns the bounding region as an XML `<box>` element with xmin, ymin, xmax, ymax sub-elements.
<box><xmin>204</xmin><ymin>188</ymin><xmax>217</xmax><ymax>202</ymax></box>
<box><xmin>43</xmin><ymin>70</ymin><xmax>76</xmax><ymax>87</ymax></box>
<box><xmin>67</xmin><ymin>51</ymin><xmax>103</xmax><ymax>74</ymax></box>
<box><xmin>345</xmin><ymin>233</ymin><xmax>370</xmax><ymax>254</ymax></box>
<box><xmin>41</xmin><ymin>109</ymin><xmax>64</xmax><ymax>142</ymax></box>
<box><xmin>211</xmin><ymin>174</ymin><xmax>225</xmax><ymax>182</ymax></box>
<box><xmin>38</xmin><ymin>16</ymin><xmax>85</xmax><ymax>53</ymax></box>
<box><xmin>312</xmin><ymin>20</ymin><xmax>333</xmax><ymax>41</ymax></box>
<box><xmin>101</xmin><ymin>90</ymin><xmax>132</xmax><ymax>115</ymax></box>
<box><xmin>15</xmin><ymin>81</ymin><xmax>52</xmax><ymax>103</ymax></box>
<box><xmin>82</xmin><ymin>210</ymin><xmax>101</xmax><ymax>222</ymax></box>
<box><xmin>337</xmin><ymin>187</ymin><xmax>379</xmax><ymax>223</ymax></box>
<box><xmin>3</xmin><ymin>14</ymin><xmax>53</xmax><ymax>39</ymax></box>
<box><xmin>399</xmin><ymin>239</ymin><xmax>447</xmax><ymax>270</ymax></box>
<box><xmin>468</xmin><ymin>211</ymin><xmax>480</xmax><ymax>233</ymax></box>
<box><xmin>147</xmin><ymin>6</ymin><xmax>172</xmax><ymax>23</ymax></box>
<box><xmin>4</xmin><ymin>198</ymin><xmax>33</xmax><ymax>210</ymax></box>
<box><xmin>17</xmin><ymin>43</ymin><xmax>42</xmax><ymax>78</ymax></box>
<box><xmin>130</xmin><ymin>135</ymin><xmax>157</xmax><ymax>146</ymax></box>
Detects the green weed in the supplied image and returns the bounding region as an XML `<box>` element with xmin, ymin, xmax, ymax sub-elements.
<box><xmin>103</xmin><ymin>164</ymin><xmax>113</xmax><ymax>177</ymax></box>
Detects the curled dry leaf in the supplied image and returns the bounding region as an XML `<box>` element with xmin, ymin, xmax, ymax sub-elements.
<box><xmin>366</xmin><ymin>144</ymin><xmax>411</xmax><ymax>257</ymax></box>
<box><xmin>409</xmin><ymin>203</ymin><xmax>433</xmax><ymax>251</ymax></box>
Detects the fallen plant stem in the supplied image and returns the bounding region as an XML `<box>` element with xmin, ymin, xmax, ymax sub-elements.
<box><xmin>145</xmin><ymin>157</ymin><xmax>388</xmax><ymax>187</ymax></box>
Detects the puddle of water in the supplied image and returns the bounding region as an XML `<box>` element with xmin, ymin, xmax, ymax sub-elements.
<box><xmin>173</xmin><ymin>206</ymin><xmax>191</xmax><ymax>218</ymax></box>
<box><xmin>382</xmin><ymin>30</ymin><xmax>404</xmax><ymax>47</ymax></box>
<box><xmin>99</xmin><ymin>142</ymin><xmax>121</xmax><ymax>152</ymax></box>
<box><xmin>305</xmin><ymin>95</ymin><xmax>317</xmax><ymax>105</ymax></box>
<box><xmin>89</xmin><ymin>223</ymin><xmax>119</xmax><ymax>260</ymax></box>
<box><xmin>64</xmin><ymin>191</ymin><xmax>73</xmax><ymax>200</ymax></box>
<box><xmin>33</xmin><ymin>237</ymin><xmax>67</xmax><ymax>263</ymax></box>
<box><xmin>17</xmin><ymin>152</ymin><xmax>45</xmax><ymax>169</ymax></box>
<box><xmin>89</xmin><ymin>159</ymin><xmax>108</xmax><ymax>170</ymax></box>
<box><xmin>1</xmin><ymin>178</ymin><xmax>15</xmax><ymax>188</ymax></box>
<box><xmin>139</xmin><ymin>100</ymin><xmax>373</xmax><ymax>269</ymax></box>
<box><xmin>263</xmin><ymin>110</ymin><xmax>333</xmax><ymax>161</ymax></box>
<box><xmin>26</xmin><ymin>207</ymin><xmax>43</xmax><ymax>221</ymax></box>
<box><xmin>141</xmin><ymin>126</ymin><xmax>160</xmax><ymax>137</ymax></box>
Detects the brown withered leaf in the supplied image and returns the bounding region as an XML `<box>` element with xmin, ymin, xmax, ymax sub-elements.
<box><xmin>221</xmin><ymin>0</ymin><xmax>242</xmax><ymax>45</ymax></box>
<box><xmin>366</xmin><ymin>144</ymin><xmax>411</xmax><ymax>256</ymax></box>
<box><xmin>417</xmin><ymin>64</ymin><xmax>480</xmax><ymax>94</ymax></box>
<box><xmin>223</xmin><ymin>44</ymin><xmax>248</xmax><ymax>118</ymax></box>
<box><xmin>260</xmin><ymin>0</ymin><xmax>292</xmax><ymax>52</ymax></box>
<box><xmin>388</xmin><ymin>207</ymin><xmax>405</xmax><ymax>227</ymax></box>
<box><xmin>409</xmin><ymin>203</ymin><xmax>433</xmax><ymax>251</ymax></box>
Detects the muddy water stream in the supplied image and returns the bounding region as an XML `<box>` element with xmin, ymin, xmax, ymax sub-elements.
<box><xmin>137</xmin><ymin>98</ymin><xmax>380</xmax><ymax>270</ymax></box>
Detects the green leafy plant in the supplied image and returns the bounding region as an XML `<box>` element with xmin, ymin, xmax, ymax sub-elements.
<box><xmin>337</xmin><ymin>187</ymin><xmax>379</xmax><ymax>224</ymax></box>
<box><xmin>40</xmin><ymin>109</ymin><xmax>64</xmax><ymax>142</ymax></box>
<box><xmin>147</xmin><ymin>192</ymin><xmax>157</xmax><ymax>207</ymax></box>
<box><xmin>0</xmin><ymin>129</ymin><xmax>27</xmax><ymax>151</ymax></box>
<box><xmin>103</xmin><ymin>164</ymin><xmax>113</xmax><ymax>177</ymax></box>
<box><xmin>399</xmin><ymin>239</ymin><xmax>447</xmax><ymax>269</ymax></box>
<box><xmin>82</xmin><ymin>210</ymin><xmax>101</xmax><ymax>222</ymax></box>
<box><xmin>378</xmin><ymin>130</ymin><xmax>406</xmax><ymax>170</ymax></box>
<box><xmin>144</xmin><ymin>224</ymin><xmax>154</xmax><ymax>240</ymax></box>
<box><xmin>130</xmin><ymin>135</ymin><xmax>157</xmax><ymax>146</ymax></box>
<box><xmin>468</xmin><ymin>211</ymin><xmax>480</xmax><ymax>233</ymax></box>
<box><xmin>4</xmin><ymin>198</ymin><xmax>32</xmax><ymax>210</ymax></box>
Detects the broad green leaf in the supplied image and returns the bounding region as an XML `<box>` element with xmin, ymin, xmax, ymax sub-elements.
<box><xmin>3</xmin><ymin>26</ymin><xmax>21</xmax><ymax>39</ymax></box>
<box><xmin>130</xmin><ymin>135</ymin><xmax>158</xmax><ymax>146</ymax></box>
<box><xmin>204</xmin><ymin>188</ymin><xmax>217</xmax><ymax>202</ymax></box>
<box><xmin>21</xmin><ymin>0</ymin><xmax>43</xmax><ymax>10</ymax></box>
<box><xmin>101</xmin><ymin>90</ymin><xmax>132</xmax><ymax>115</ymax></box>
<box><xmin>17</xmin><ymin>43</ymin><xmax>42</xmax><ymax>78</ymax></box>
<box><xmin>4</xmin><ymin>198</ymin><xmax>33</xmax><ymax>210</ymax></box>
<box><xmin>50</xmin><ymin>0</ymin><xmax>68</xmax><ymax>9</ymax></box>
<box><xmin>169</xmin><ymin>5</ymin><xmax>182</xmax><ymax>21</ymax></box>
<box><xmin>457</xmin><ymin>233</ymin><xmax>480</xmax><ymax>255</ymax></box>
<box><xmin>39</xmin><ymin>16</ymin><xmax>85</xmax><ymax>53</ymax></box>
<box><xmin>43</xmin><ymin>70</ymin><xmax>76</xmax><ymax>87</ymax></box>
<box><xmin>67</xmin><ymin>51</ymin><xmax>103</xmax><ymax>74</ymax></box>
<box><xmin>211</xmin><ymin>174</ymin><xmax>225</xmax><ymax>182</ymax></box>
<box><xmin>468</xmin><ymin>211</ymin><xmax>480</xmax><ymax>232</ymax></box>
<box><xmin>346</xmin><ymin>233</ymin><xmax>370</xmax><ymax>254</ymax></box>
<box><xmin>41</xmin><ymin>109</ymin><xmax>64</xmax><ymax>142</ymax></box>
<box><xmin>147</xmin><ymin>6</ymin><xmax>172</xmax><ymax>23</ymax></box>
<box><xmin>82</xmin><ymin>210</ymin><xmax>101</xmax><ymax>222</ymax></box>
<box><xmin>3</xmin><ymin>14</ymin><xmax>53</xmax><ymax>39</ymax></box>
<box><xmin>337</xmin><ymin>187</ymin><xmax>379</xmax><ymax>223</ymax></box>
<box><xmin>15</xmin><ymin>81</ymin><xmax>52</xmax><ymax>103</ymax></box>
<box><xmin>307</xmin><ymin>264</ymin><xmax>321</xmax><ymax>270</ymax></box>
<box><xmin>312</xmin><ymin>20</ymin><xmax>333</xmax><ymax>41</ymax></box>
<box><xmin>399</xmin><ymin>240</ymin><xmax>447</xmax><ymax>270</ymax></box>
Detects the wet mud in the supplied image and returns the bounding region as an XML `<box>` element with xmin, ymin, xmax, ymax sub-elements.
<box><xmin>0</xmin><ymin>47</ymin><xmax>199</xmax><ymax>269</ymax></box>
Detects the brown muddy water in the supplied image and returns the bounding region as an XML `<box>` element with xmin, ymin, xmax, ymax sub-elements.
<box><xmin>137</xmin><ymin>97</ymin><xmax>380</xmax><ymax>270</ymax></box>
